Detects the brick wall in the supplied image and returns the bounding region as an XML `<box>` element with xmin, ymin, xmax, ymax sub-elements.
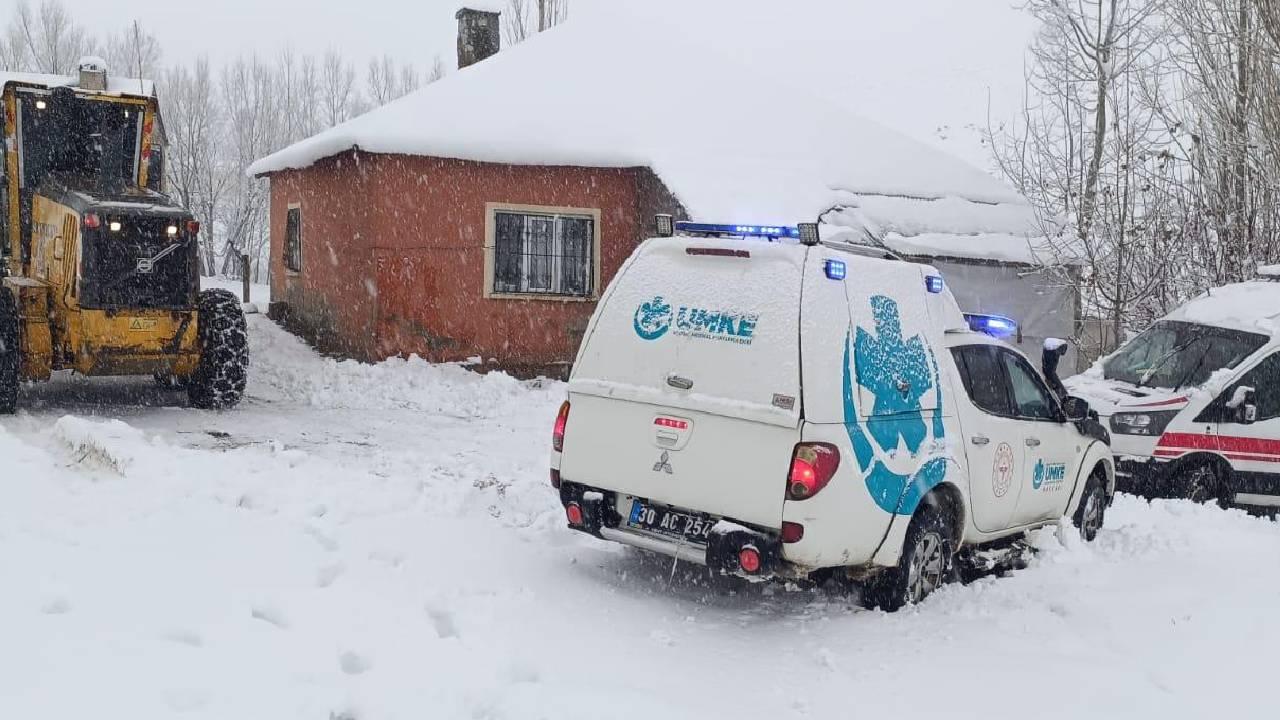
<box><xmin>267</xmin><ymin>153</ymin><xmax>681</xmax><ymax>371</ymax></box>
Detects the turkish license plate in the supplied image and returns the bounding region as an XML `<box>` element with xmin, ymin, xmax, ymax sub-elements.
<box><xmin>627</xmin><ymin>500</ymin><xmax>714</xmax><ymax>544</ymax></box>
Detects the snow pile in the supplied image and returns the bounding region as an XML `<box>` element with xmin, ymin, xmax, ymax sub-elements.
<box><xmin>1167</xmin><ymin>281</ymin><xmax>1280</xmax><ymax>335</ymax></box>
<box><xmin>0</xmin><ymin>69</ymin><xmax>154</xmax><ymax>97</ymax></box>
<box><xmin>248</xmin><ymin>316</ymin><xmax>561</xmax><ymax>417</ymax></box>
<box><xmin>248</xmin><ymin>3</ymin><xmax>1034</xmax><ymax>240</ymax></box>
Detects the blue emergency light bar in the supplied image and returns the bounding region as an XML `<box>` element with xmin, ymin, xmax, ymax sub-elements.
<box><xmin>675</xmin><ymin>221</ymin><xmax>801</xmax><ymax>239</ymax></box>
<box><xmin>964</xmin><ymin>313</ymin><xmax>1019</xmax><ymax>338</ymax></box>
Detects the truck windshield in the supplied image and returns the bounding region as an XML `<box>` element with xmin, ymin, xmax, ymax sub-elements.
<box><xmin>19</xmin><ymin>93</ymin><xmax>141</xmax><ymax>189</ymax></box>
<box><xmin>1103</xmin><ymin>320</ymin><xmax>1267</xmax><ymax>390</ymax></box>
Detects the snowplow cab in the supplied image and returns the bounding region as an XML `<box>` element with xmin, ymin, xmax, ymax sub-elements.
<box><xmin>0</xmin><ymin>61</ymin><xmax>247</xmax><ymax>414</ymax></box>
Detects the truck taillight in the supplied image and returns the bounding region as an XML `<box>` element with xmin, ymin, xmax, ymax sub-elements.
<box><xmin>187</xmin><ymin>220</ymin><xmax>201</xmax><ymax>236</ymax></box>
<box><xmin>787</xmin><ymin>443</ymin><xmax>840</xmax><ymax>501</ymax></box>
<box><xmin>83</xmin><ymin>213</ymin><xmax>101</xmax><ymax>229</ymax></box>
<box><xmin>552</xmin><ymin>401</ymin><xmax>570</xmax><ymax>453</ymax></box>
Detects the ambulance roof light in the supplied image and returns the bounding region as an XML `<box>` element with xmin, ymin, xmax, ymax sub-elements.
<box><xmin>964</xmin><ymin>313</ymin><xmax>1018</xmax><ymax>338</ymax></box>
<box><xmin>675</xmin><ymin>221</ymin><xmax>801</xmax><ymax>240</ymax></box>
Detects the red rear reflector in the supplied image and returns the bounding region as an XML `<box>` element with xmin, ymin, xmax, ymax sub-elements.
<box><xmin>552</xmin><ymin>401</ymin><xmax>570</xmax><ymax>453</ymax></box>
<box><xmin>788</xmin><ymin>443</ymin><xmax>841</xmax><ymax>501</ymax></box>
<box><xmin>83</xmin><ymin>213</ymin><xmax>101</xmax><ymax>229</ymax></box>
<box><xmin>566</xmin><ymin>503</ymin><xmax>584</xmax><ymax>526</ymax></box>
<box><xmin>781</xmin><ymin>522</ymin><xmax>805</xmax><ymax>544</ymax></box>
<box><xmin>738</xmin><ymin>546</ymin><xmax>762</xmax><ymax>574</ymax></box>
<box><xmin>686</xmin><ymin>248</ymin><xmax>751</xmax><ymax>258</ymax></box>
<box><xmin>550</xmin><ymin>469</ymin><xmax>561</xmax><ymax>489</ymax></box>
<box><xmin>654</xmin><ymin>417</ymin><xmax>689</xmax><ymax>430</ymax></box>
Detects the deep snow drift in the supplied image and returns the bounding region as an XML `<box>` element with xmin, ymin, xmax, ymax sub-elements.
<box><xmin>2</xmin><ymin>316</ymin><xmax>1277</xmax><ymax>719</ymax></box>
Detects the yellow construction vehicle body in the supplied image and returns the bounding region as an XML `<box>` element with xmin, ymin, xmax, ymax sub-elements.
<box><xmin>2</xmin><ymin>77</ymin><xmax>201</xmax><ymax>383</ymax></box>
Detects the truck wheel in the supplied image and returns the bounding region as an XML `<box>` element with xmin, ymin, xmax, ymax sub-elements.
<box><xmin>187</xmin><ymin>289</ymin><xmax>248</xmax><ymax>410</ymax></box>
<box><xmin>1072</xmin><ymin>470</ymin><xmax>1107</xmax><ymax>541</ymax></box>
<box><xmin>1184</xmin><ymin>463</ymin><xmax>1225</xmax><ymax>506</ymax></box>
<box><xmin>0</xmin><ymin>289</ymin><xmax>19</xmax><ymax>415</ymax></box>
<box><xmin>862</xmin><ymin>505</ymin><xmax>953</xmax><ymax>612</ymax></box>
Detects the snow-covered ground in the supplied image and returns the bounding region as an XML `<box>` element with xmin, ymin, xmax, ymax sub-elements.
<box><xmin>2</xmin><ymin>317</ymin><xmax>1277</xmax><ymax>719</ymax></box>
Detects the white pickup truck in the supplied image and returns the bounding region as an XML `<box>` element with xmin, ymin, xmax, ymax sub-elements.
<box><xmin>551</xmin><ymin>221</ymin><xmax>1115</xmax><ymax>609</ymax></box>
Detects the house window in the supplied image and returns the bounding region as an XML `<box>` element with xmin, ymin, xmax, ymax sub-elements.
<box><xmin>285</xmin><ymin>206</ymin><xmax>302</xmax><ymax>273</ymax></box>
<box><xmin>491</xmin><ymin>208</ymin><xmax>596</xmax><ymax>298</ymax></box>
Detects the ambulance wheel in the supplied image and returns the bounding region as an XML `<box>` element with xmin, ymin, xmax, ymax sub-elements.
<box><xmin>1184</xmin><ymin>462</ymin><xmax>1226</xmax><ymax>506</ymax></box>
<box><xmin>1072</xmin><ymin>470</ymin><xmax>1108</xmax><ymax>542</ymax></box>
<box><xmin>0</xmin><ymin>289</ymin><xmax>19</xmax><ymax>415</ymax></box>
<box><xmin>188</xmin><ymin>289</ymin><xmax>248</xmax><ymax>410</ymax></box>
<box><xmin>862</xmin><ymin>505</ymin><xmax>953</xmax><ymax>612</ymax></box>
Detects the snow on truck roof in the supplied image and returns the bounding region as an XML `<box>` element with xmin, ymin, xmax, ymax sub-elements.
<box><xmin>0</xmin><ymin>70</ymin><xmax>155</xmax><ymax>98</ymax></box>
<box><xmin>1165</xmin><ymin>280</ymin><xmax>1280</xmax><ymax>336</ymax></box>
<box><xmin>249</xmin><ymin>7</ymin><xmax>1054</xmax><ymax>266</ymax></box>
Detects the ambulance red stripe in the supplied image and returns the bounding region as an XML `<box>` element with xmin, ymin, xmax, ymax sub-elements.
<box><xmin>1154</xmin><ymin>432</ymin><xmax>1280</xmax><ymax>463</ymax></box>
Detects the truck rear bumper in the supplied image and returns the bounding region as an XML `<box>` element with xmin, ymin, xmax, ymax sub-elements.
<box><xmin>559</xmin><ymin>481</ymin><xmax>792</xmax><ymax>579</ymax></box>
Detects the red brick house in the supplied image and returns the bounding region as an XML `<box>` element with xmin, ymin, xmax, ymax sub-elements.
<box><xmin>251</xmin><ymin>6</ymin><xmax>1065</xmax><ymax>375</ymax></box>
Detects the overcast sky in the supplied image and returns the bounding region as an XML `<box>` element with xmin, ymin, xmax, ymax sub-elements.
<box><xmin>57</xmin><ymin>0</ymin><xmax>1038</xmax><ymax>168</ymax></box>
<box><xmin>64</xmin><ymin>0</ymin><xmax>466</xmax><ymax>68</ymax></box>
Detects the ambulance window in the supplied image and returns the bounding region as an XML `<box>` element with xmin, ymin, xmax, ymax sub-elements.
<box><xmin>1236</xmin><ymin>353</ymin><xmax>1280</xmax><ymax>421</ymax></box>
<box><xmin>999</xmin><ymin>350</ymin><xmax>1061</xmax><ymax>422</ymax></box>
<box><xmin>952</xmin><ymin>346</ymin><xmax>1013</xmax><ymax>417</ymax></box>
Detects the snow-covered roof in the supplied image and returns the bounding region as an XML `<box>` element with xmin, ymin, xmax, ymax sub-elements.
<box><xmin>250</xmin><ymin>5</ymin><xmax>1050</xmax><ymax>264</ymax></box>
<box><xmin>1165</xmin><ymin>281</ymin><xmax>1280</xmax><ymax>336</ymax></box>
<box><xmin>0</xmin><ymin>69</ymin><xmax>155</xmax><ymax>98</ymax></box>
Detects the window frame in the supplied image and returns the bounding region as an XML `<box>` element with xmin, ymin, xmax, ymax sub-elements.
<box><xmin>483</xmin><ymin>202</ymin><xmax>602</xmax><ymax>302</ymax></box>
<box><xmin>284</xmin><ymin>204</ymin><xmax>302</xmax><ymax>275</ymax></box>
<box><xmin>997</xmin><ymin>348</ymin><xmax>1066</xmax><ymax>423</ymax></box>
<box><xmin>1207</xmin><ymin>350</ymin><xmax>1280</xmax><ymax>423</ymax></box>
<box><xmin>952</xmin><ymin>345</ymin><xmax>1016</xmax><ymax>418</ymax></box>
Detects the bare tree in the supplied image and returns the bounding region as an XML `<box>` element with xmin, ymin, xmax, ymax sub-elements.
<box><xmin>12</xmin><ymin>0</ymin><xmax>91</xmax><ymax>74</ymax></box>
<box><xmin>503</xmin><ymin>0</ymin><xmax>569</xmax><ymax>46</ymax></box>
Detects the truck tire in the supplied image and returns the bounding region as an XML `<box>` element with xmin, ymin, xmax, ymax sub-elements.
<box><xmin>187</xmin><ymin>289</ymin><xmax>248</xmax><ymax>410</ymax></box>
<box><xmin>0</xmin><ymin>289</ymin><xmax>19</xmax><ymax>415</ymax></box>
<box><xmin>1072</xmin><ymin>469</ymin><xmax>1108</xmax><ymax>541</ymax></box>
<box><xmin>1183</xmin><ymin>462</ymin><xmax>1226</xmax><ymax>506</ymax></box>
<box><xmin>862</xmin><ymin>505</ymin><xmax>954</xmax><ymax>612</ymax></box>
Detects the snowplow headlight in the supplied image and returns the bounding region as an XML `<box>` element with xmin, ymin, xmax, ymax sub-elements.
<box><xmin>167</xmin><ymin>225</ymin><xmax>179</xmax><ymax>236</ymax></box>
<box><xmin>109</xmin><ymin>221</ymin><xmax>122</xmax><ymax>233</ymax></box>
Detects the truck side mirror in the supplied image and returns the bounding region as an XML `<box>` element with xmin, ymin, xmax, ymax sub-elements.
<box><xmin>1226</xmin><ymin>385</ymin><xmax>1258</xmax><ymax>425</ymax></box>
<box><xmin>1062</xmin><ymin>396</ymin><xmax>1092</xmax><ymax>422</ymax></box>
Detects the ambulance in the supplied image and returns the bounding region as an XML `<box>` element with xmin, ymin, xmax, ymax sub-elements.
<box><xmin>550</xmin><ymin>218</ymin><xmax>1115</xmax><ymax>609</ymax></box>
<box><xmin>1067</xmin><ymin>272</ymin><xmax>1280</xmax><ymax>511</ymax></box>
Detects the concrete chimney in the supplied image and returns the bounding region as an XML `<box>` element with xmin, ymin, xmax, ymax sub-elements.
<box><xmin>77</xmin><ymin>56</ymin><xmax>109</xmax><ymax>92</ymax></box>
<box><xmin>456</xmin><ymin>6</ymin><xmax>501</xmax><ymax>70</ymax></box>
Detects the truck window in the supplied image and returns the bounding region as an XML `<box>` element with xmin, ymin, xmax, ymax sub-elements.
<box><xmin>952</xmin><ymin>345</ymin><xmax>1013</xmax><ymax>417</ymax></box>
<box><xmin>1232</xmin><ymin>352</ymin><xmax>1280</xmax><ymax>421</ymax></box>
<box><xmin>999</xmin><ymin>349</ymin><xmax>1060</xmax><ymax>422</ymax></box>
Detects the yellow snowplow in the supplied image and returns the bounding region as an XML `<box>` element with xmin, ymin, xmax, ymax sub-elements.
<box><xmin>0</xmin><ymin>59</ymin><xmax>247</xmax><ymax>414</ymax></box>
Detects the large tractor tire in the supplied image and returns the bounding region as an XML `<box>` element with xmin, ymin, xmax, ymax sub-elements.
<box><xmin>188</xmin><ymin>289</ymin><xmax>248</xmax><ymax>410</ymax></box>
<box><xmin>0</xmin><ymin>288</ymin><xmax>19</xmax><ymax>415</ymax></box>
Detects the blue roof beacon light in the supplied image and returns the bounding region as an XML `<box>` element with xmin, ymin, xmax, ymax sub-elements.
<box><xmin>825</xmin><ymin>259</ymin><xmax>847</xmax><ymax>281</ymax></box>
<box><xmin>675</xmin><ymin>221</ymin><xmax>802</xmax><ymax>240</ymax></box>
<box><xmin>925</xmin><ymin>275</ymin><xmax>945</xmax><ymax>294</ymax></box>
<box><xmin>964</xmin><ymin>313</ymin><xmax>1019</xmax><ymax>339</ymax></box>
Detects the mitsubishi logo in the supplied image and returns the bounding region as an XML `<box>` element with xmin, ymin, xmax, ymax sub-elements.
<box><xmin>652</xmin><ymin>451</ymin><xmax>674</xmax><ymax>475</ymax></box>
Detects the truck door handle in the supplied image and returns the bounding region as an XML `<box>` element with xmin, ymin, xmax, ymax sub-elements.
<box><xmin>1025</xmin><ymin>437</ymin><xmax>1042</xmax><ymax>448</ymax></box>
<box><xmin>971</xmin><ymin>436</ymin><xmax>990</xmax><ymax>446</ymax></box>
<box><xmin>666</xmin><ymin>374</ymin><xmax>694</xmax><ymax>390</ymax></box>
